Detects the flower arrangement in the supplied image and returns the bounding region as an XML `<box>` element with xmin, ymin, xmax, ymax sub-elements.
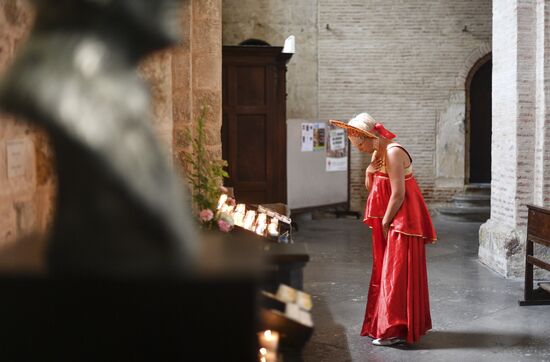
<box><xmin>182</xmin><ymin>104</ymin><xmax>234</xmax><ymax>232</ymax></box>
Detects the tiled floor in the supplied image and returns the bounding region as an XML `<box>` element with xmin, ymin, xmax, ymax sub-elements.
<box><xmin>296</xmin><ymin>215</ymin><xmax>550</xmax><ymax>362</ymax></box>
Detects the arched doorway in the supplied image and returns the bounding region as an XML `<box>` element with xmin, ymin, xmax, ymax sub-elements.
<box><xmin>466</xmin><ymin>54</ymin><xmax>492</xmax><ymax>184</ymax></box>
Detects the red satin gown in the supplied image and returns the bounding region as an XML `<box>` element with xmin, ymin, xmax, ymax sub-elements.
<box><xmin>361</xmin><ymin>145</ymin><xmax>436</xmax><ymax>343</ymax></box>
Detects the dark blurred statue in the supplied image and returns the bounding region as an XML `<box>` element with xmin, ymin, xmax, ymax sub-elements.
<box><xmin>0</xmin><ymin>0</ymin><xmax>197</xmax><ymax>276</ymax></box>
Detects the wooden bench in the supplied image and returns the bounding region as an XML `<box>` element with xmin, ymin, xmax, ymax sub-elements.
<box><xmin>519</xmin><ymin>204</ymin><xmax>550</xmax><ymax>306</ymax></box>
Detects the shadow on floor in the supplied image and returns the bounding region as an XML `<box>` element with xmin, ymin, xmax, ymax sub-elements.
<box><xmin>302</xmin><ymin>298</ymin><xmax>353</xmax><ymax>362</ymax></box>
<box><xmin>397</xmin><ymin>330</ymin><xmax>548</xmax><ymax>350</ymax></box>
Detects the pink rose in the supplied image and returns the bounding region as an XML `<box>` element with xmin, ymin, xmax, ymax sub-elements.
<box><xmin>218</xmin><ymin>219</ymin><xmax>232</xmax><ymax>233</ymax></box>
<box><xmin>199</xmin><ymin>209</ymin><xmax>214</xmax><ymax>222</ymax></box>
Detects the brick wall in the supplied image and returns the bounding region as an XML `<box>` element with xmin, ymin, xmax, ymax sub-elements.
<box><xmin>535</xmin><ymin>0</ymin><xmax>550</xmax><ymax>206</ymax></box>
<box><xmin>317</xmin><ymin>0</ymin><xmax>492</xmax><ymax>210</ymax></box>
<box><xmin>223</xmin><ymin>0</ymin><xmax>492</xmax><ymax>210</ymax></box>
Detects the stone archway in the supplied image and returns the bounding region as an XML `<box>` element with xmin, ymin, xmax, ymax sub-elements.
<box><xmin>435</xmin><ymin>44</ymin><xmax>492</xmax><ymax>191</ymax></box>
<box><xmin>465</xmin><ymin>53</ymin><xmax>492</xmax><ymax>184</ymax></box>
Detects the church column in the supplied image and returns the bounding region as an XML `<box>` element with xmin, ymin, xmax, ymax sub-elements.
<box><xmin>534</xmin><ymin>0</ymin><xmax>550</xmax><ymax>206</ymax></box>
<box><xmin>479</xmin><ymin>0</ymin><xmax>537</xmax><ymax>278</ymax></box>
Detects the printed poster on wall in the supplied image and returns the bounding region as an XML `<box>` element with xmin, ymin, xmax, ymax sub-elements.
<box><xmin>302</xmin><ymin>122</ymin><xmax>326</xmax><ymax>152</ymax></box>
<box><xmin>326</xmin><ymin>123</ymin><xmax>347</xmax><ymax>172</ymax></box>
<box><xmin>313</xmin><ymin>123</ymin><xmax>326</xmax><ymax>151</ymax></box>
<box><xmin>301</xmin><ymin>123</ymin><xmax>313</xmax><ymax>152</ymax></box>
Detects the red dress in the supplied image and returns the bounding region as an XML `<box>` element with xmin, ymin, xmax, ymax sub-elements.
<box><xmin>361</xmin><ymin>150</ymin><xmax>436</xmax><ymax>343</ymax></box>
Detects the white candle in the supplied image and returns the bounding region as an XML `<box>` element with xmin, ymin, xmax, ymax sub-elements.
<box><xmin>220</xmin><ymin>204</ymin><xmax>234</xmax><ymax>214</ymax></box>
<box><xmin>258</xmin><ymin>330</ymin><xmax>279</xmax><ymax>352</ymax></box>
<box><xmin>235</xmin><ymin>204</ymin><xmax>246</xmax><ymax>214</ymax></box>
<box><xmin>243</xmin><ymin>210</ymin><xmax>257</xmax><ymax>231</ymax></box>
<box><xmin>233</xmin><ymin>212</ymin><xmax>244</xmax><ymax>227</ymax></box>
<box><xmin>255</xmin><ymin>213</ymin><xmax>268</xmax><ymax>235</ymax></box>
<box><xmin>216</xmin><ymin>194</ymin><xmax>228</xmax><ymax>210</ymax></box>
<box><xmin>268</xmin><ymin>218</ymin><xmax>279</xmax><ymax>237</ymax></box>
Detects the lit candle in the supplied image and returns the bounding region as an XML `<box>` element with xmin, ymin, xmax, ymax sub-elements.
<box><xmin>233</xmin><ymin>212</ymin><xmax>244</xmax><ymax>227</ymax></box>
<box><xmin>243</xmin><ymin>210</ymin><xmax>257</xmax><ymax>231</ymax></box>
<box><xmin>258</xmin><ymin>330</ymin><xmax>279</xmax><ymax>352</ymax></box>
<box><xmin>258</xmin><ymin>348</ymin><xmax>277</xmax><ymax>362</ymax></box>
<box><xmin>235</xmin><ymin>204</ymin><xmax>246</xmax><ymax>214</ymax></box>
<box><xmin>255</xmin><ymin>213</ymin><xmax>267</xmax><ymax>235</ymax></box>
<box><xmin>233</xmin><ymin>204</ymin><xmax>246</xmax><ymax>227</ymax></box>
<box><xmin>268</xmin><ymin>352</ymin><xmax>277</xmax><ymax>362</ymax></box>
<box><xmin>221</xmin><ymin>204</ymin><xmax>234</xmax><ymax>214</ymax></box>
<box><xmin>216</xmin><ymin>194</ymin><xmax>228</xmax><ymax>210</ymax></box>
<box><xmin>268</xmin><ymin>218</ymin><xmax>279</xmax><ymax>237</ymax></box>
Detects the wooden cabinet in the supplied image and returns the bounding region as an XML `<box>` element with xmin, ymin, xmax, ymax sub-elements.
<box><xmin>222</xmin><ymin>46</ymin><xmax>291</xmax><ymax>204</ymax></box>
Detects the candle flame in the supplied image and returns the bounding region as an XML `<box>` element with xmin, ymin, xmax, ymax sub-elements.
<box><xmin>259</xmin><ymin>348</ymin><xmax>267</xmax><ymax>356</ymax></box>
<box><xmin>264</xmin><ymin>330</ymin><xmax>272</xmax><ymax>338</ymax></box>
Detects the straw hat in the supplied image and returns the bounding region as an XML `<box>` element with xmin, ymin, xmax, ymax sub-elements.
<box><xmin>329</xmin><ymin>113</ymin><xmax>396</xmax><ymax>140</ymax></box>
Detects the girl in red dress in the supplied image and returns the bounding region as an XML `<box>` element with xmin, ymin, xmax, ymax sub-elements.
<box><xmin>330</xmin><ymin>113</ymin><xmax>436</xmax><ymax>346</ymax></box>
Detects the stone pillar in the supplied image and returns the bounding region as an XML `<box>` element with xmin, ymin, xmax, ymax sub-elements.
<box><xmin>534</xmin><ymin>0</ymin><xmax>550</xmax><ymax>206</ymax></box>
<box><xmin>173</xmin><ymin>0</ymin><xmax>222</xmax><ymax>178</ymax></box>
<box><xmin>0</xmin><ymin>1</ymin><xmax>56</xmax><ymax>246</ymax></box>
<box><xmin>479</xmin><ymin>0</ymin><xmax>550</xmax><ymax>278</ymax></box>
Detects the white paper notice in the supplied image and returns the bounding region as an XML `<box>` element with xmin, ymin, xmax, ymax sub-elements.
<box><xmin>6</xmin><ymin>139</ymin><xmax>27</xmax><ymax>179</ymax></box>
<box><xmin>329</xmin><ymin>129</ymin><xmax>346</xmax><ymax>151</ymax></box>
<box><xmin>326</xmin><ymin>123</ymin><xmax>348</xmax><ymax>172</ymax></box>
<box><xmin>326</xmin><ymin>157</ymin><xmax>348</xmax><ymax>172</ymax></box>
<box><xmin>301</xmin><ymin>123</ymin><xmax>314</xmax><ymax>152</ymax></box>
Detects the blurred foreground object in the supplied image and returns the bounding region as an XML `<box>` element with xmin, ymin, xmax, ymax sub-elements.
<box><xmin>0</xmin><ymin>0</ymin><xmax>197</xmax><ymax>276</ymax></box>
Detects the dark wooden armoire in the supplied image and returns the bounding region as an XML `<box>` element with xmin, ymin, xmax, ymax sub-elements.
<box><xmin>222</xmin><ymin>46</ymin><xmax>291</xmax><ymax>204</ymax></box>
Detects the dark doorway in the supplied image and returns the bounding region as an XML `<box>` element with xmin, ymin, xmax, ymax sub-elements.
<box><xmin>467</xmin><ymin>55</ymin><xmax>492</xmax><ymax>184</ymax></box>
<box><xmin>222</xmin><ymin>46</ymin><xmax>290</xmax><ymax>204</ymax></box>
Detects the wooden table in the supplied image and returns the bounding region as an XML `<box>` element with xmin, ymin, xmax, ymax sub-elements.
<box><xmin>263</xmin><ymin>241</ymin><xmax>310</xmax><ymax>291</ymax></box>
<box><xmin>519</xmin><ymin>204</ymin><xmax>550</xmax><ymax>306</ymax></box>
<box><xmin>228</xmin><ymin>226</ymin><xmax>311</xmax><ymax>292</ymax></box>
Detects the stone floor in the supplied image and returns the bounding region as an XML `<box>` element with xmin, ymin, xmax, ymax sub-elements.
<box><xmin>295</xmin><ymin>215</ymin><xmax>550</xmax><ymax>362</ymax></box>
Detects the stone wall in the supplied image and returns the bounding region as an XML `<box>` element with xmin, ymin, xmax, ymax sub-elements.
<box><xmin>223</xmin><ymin>0</ymin><xmax>492</xmax><ymax>211</ymax></box>
<box><xmin>172</xmin><ymin>0</ymin><xmax>222</xmax><ymax>189</ymax></box>
<box><xmin>0</xmin><ymin>0</ymin><xmax>223</xmax><ymax>245</ymax></box>
<box><xmin>140</xmin><ymin>50</ymin><xmax>174</xmax><ymax>158</ymax></box>
<box><xmin>0</xmin><ymin>0</ymin><xmax>55</xmax><ymax>247</ymax></box>
<box><xmin>223</xmin><ymin>0</ymin><xmax>318</xmax><ymax>120</ymax></box>
<box><xmin>480</xmin><ymin>0</ymin><xmax>550</xmax><ymax>279</ymax></box>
